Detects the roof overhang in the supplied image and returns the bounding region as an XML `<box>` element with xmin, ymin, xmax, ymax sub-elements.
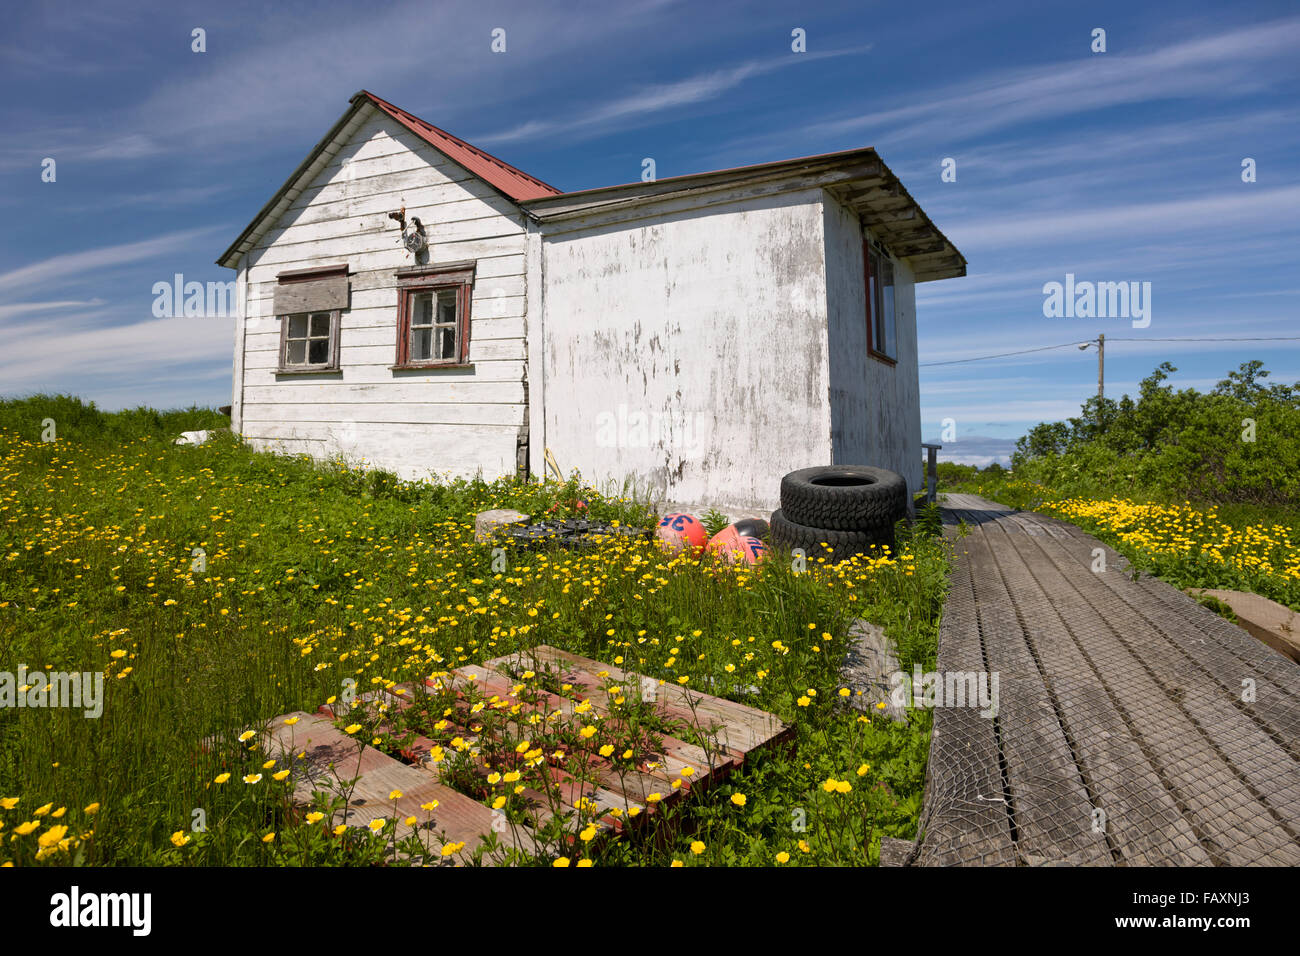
<box><xmin>523</xmin><ymin>148</ymin><xmax>966</xmax><ymax>282</ymax></box>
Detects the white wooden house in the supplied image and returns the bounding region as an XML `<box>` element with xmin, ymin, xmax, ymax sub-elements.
<box><xmin>218</xmin><ymin>91</ymin><xmax>965</xmax><ymax>513</ymax></box>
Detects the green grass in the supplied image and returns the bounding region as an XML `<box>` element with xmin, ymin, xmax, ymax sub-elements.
<box><xmin>0</xmin><ymin>395</ymin><xmax>951</xmax><ymax>866</ymax></box>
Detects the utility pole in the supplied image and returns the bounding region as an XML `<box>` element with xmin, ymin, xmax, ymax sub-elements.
<box><xmin>1097</xmin><ymin>332</ymin><xmax>1104</xmax><ymax>402</ymax></box>
<box><xmin>1078</xmin><ymin>334</ymin><xmax>1105</xmax><ymax>403</ymax></box>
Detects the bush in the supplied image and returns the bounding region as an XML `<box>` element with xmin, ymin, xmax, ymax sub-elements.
<box><xmin>933</xmin><ymin>461</ymin><xmax>979</xmax><ymax>488</ymax></box>
<box><xmin>0</xmin><ymin>394</ymin><xmax>226</xmax><ymax>447</ymax></box>
<box><xmin>1010</xmin><ymin>361</ymin><xmax>1300</xmax><ymax>506</ymax></box>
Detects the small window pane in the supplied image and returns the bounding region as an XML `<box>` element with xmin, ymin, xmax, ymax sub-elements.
<box><xmin>288</xmin><ymin>314</ymin><xmax>308</xmax><ymax>338</ymax></box>
<box><xmin>881</xmin><ymin>289</ymin><xmax>896</xmax><ymax>358</ymax></box>
<box><xmin>437</xmin><ymin>326</ymin><xmax>456</xmax><ymax>360</ymax></box>
<box><xmin>878</xmin><ymin>257</ymin><xmax>896</xmax><ymax>358</ymax></box>
<box><xmin>411</xmin><ymin>328</ymin><xmax>432</xmax><ymax>361</ymax></box>
<box><xmin>412</xmin><ymin>293</ymin><xmax>434</xmax><ymax>328</ymax></box>
<box><xmin>436</xmin><ymin>289</ymin><xmax>458</xmax><ymax>324</ymax></box>
<box><xmin>310</xmin><ymin>312</ymin><xmax>331</xmax><ymax>337</ymax></box>
<box><xmin>308</xmin><ymin>339</ymin><xmax>329</xmax><ymax>364</ymax></box>
<box><xmin>286</xmin><ymin>339</ymin><xmax>307</xmax><ymax>364</ymax></box>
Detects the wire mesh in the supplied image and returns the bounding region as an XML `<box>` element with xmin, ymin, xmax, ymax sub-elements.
<box><xmin>907</xmin><ymin>498</ymin><xmax>1300</xmax><ymax>866</ymax></box>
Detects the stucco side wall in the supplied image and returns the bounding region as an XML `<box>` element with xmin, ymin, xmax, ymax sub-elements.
<box><xmin>822</xmin><ymin>193</ymin><xmax>922</xmax><ymax>502</ymax></box>
<box><xmin>539</xmin><ymin>189</ymin><xmax>833</xmax><ymax>512</ymax></box>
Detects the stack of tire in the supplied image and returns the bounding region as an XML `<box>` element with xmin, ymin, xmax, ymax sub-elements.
<box><xmin>771</xmin><ymin>465</ymin><xmax>909</xmax><ymax>562</ymax></box>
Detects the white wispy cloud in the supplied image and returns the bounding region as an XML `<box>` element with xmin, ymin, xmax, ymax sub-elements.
<box><xmin>0</xmin><ymin>299</ymin><xmax>105</xmax><ymax>321</ymax></box>
<box><xmin>814</xmin><ymin>17</ymin><xmax>1300</xmax><ymax>147</ymax></box>
<box><xmin>0</xmin><ymin>312</ymin><xmax>235</xmax><ymax>406</ymax></box>
<box><xmin>476</xmin><ymin>46</ymin><xmax>871</xmax><ymax>146</ymax></box>
<box><xmin>945</xmin><ymin>185</ymin><xmax>1300</xmax><ymax>249</ymax></box>
<box><xmin>0</xmin><ymin>227</ymin><xmax>226</xmax><ymax>296</ymax></box>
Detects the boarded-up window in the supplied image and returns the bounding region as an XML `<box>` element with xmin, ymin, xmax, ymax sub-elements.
<box><xmin>275</xmin><ymin>265</ymin><xmax>347</xmax><ymax>373</ymax></box>
<box><xmin>394</xmin><ymin>262</ymin><xmax>475</xmax><ymax>369</ymax></box>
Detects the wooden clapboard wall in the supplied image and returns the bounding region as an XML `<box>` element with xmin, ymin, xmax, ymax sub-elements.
<box><xmin>234</xmin><ymin>104</ymin><xmax>530</xmax><ymax>481</ymax></box>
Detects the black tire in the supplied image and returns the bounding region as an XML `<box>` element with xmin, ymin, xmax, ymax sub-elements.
<box><xmin>768</xmin><ymin>508</ymin><xmax>894</xmax><ymax>562</ymax></box>
<box><xmin>779</xmin><ymin>465</ymin><xmax>908</xmax><ymax>532</ymax></box>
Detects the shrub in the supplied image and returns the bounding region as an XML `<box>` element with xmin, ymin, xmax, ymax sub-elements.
<box><xmin>1010</xmin><ymin>361</ymin><xmax>1300</xmax><ymax>506</ymax></box>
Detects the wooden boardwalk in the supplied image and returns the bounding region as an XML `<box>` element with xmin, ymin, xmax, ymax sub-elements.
<box><xmin>911</xmin><ymin>494</ymin><xmax>1300</xmax><ymax>866</ymax></box>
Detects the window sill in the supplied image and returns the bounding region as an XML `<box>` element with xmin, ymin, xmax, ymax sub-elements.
<box><xmin>390</xmin><ymin>363</ymin><xmax>474</xmax><ymax>372</ymax></box>
<box><xmin>868</xmin><ymin>351</ymin><xmax>897</xmax><ymax>366</ymax></box>
<box><xmin>275</xmin><ymin>366</ymin><xmax>341</xmax><ymax>375</ymax></box>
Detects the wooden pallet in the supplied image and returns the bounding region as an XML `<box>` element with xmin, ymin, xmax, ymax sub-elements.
<box><xmin>255</xmin><ymin>645</ymin><xmax>792</xmax><ymax>864</ymax></box>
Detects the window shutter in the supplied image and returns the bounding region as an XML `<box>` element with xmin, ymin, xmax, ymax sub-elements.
<box><xmin>274</xmin><ymin>265</ymin><xmax>349</xmax><ymax>314</ymax></box>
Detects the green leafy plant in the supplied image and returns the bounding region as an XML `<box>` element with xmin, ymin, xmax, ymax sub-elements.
<box><xmin>700</xmin><ymin>508</ymin><xmax>731</xmax><ymax>537</ymax></box>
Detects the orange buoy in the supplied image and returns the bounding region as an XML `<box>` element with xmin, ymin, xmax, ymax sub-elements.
<box><xmin>736</xmin><ymin>535</ymin><xmax>769</xmax><ymax>565</ymax></box>
<box><xmin>655</xmin><ymin>512</ymin><xmax>708</xmax><ymax>553</ymax></box>
<box><xmin>707</xmin><ymin>526</ymin><xmax>769</xmax><ymax>565</ymax></box>
<box><xmin>707</xmin><ymin>525</ymin><xmax>743</xmax><ymax>558</ymax></box>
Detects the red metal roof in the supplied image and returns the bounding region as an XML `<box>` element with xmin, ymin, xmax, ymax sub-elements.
<box><xmin>355</xmin><ymin>90</ymin><xmax>562</xmax><ymax>202</ymax></box>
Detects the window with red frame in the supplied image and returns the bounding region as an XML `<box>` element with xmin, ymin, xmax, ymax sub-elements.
<box><xmin>864</xmin><ymin>240</ymin><xmax>898</xmax><ymax>362</ymax></box>
<box><xmin>393</xmin><ymin>262</ymin><xmax>475</xmax><ymax>369</ymax></box>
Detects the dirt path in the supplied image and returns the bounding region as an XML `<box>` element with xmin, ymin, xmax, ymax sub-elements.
<box><xmin>910</xmin><ymin>493</ymin><xmax>1300</xmax><ymax>866</ymax></box>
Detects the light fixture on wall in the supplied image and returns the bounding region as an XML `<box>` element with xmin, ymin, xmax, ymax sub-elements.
<box><xmin>388</xmin><ymin>205</ymin><xmax>426</xmax><ymax>258</ymax></box>
<box><xmin>401</xmin><ymin>219</ymin><xmax>426</xmax><ymax>256</ymax></box>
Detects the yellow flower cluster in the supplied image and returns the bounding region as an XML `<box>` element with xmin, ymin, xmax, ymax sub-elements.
<box><xmin>1044</xmin><ymin>497</ymin><xmax>1300</xmax><ymax>583</ymax></box>
<box><xmin>0</xmin><ymin>797</ymin><xmax>98</xmax><ymax>864</ymax></box>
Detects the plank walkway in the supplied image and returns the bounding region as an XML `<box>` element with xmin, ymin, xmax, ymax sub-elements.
<box><xmin>911</xmin><ymin>493</ymin><xmax>1300</xmax><ymax>866</ymax></box>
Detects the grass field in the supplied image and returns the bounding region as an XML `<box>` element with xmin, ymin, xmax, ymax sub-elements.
<box><xmin>0</xmin><ymin>396</ymin><xmax>950</xmax><ymax>866</ymax></box>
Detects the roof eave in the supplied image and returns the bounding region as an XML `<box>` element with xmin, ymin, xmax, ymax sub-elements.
<box><xmin>524</xmin><ymin>149</ymin><xmax>966</xmax><ymax>283</ymax></box>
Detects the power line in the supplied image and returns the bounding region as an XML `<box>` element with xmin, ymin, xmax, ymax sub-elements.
<box><xmin>920</xmin><ymin>335</ymin><xmax>1300</xmax><ymax>367</ymax></box>
<box><xmin>919</xmin><ymin>341</ymin><xmax>1082</xmax><ymax>367</ymax></box>
<box><xmin>1106</xmin><ymin>336</ymin><xmax>1300</xmax><ymax>342</ymax></box>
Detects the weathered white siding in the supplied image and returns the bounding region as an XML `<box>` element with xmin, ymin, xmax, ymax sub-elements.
<box><xmin>537</xmin><ymin>189</ymin><xmax>833</xmax><ymax>512</ymax></box>
<box><xmin>822</xmin><ymin>193</ymin><xmax>922</xmax><ymax>503</ymax></box>
<box><xmin>232</xmin><ymin>105</ymin><xmax>528</xmax><ymax>480</ymax></box>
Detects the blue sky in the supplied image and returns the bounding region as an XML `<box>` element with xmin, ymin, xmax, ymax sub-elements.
<box><xmin>2</xmin><ymin>0</ymin><xmax>1297</xmax><ymax>465</ymax></box>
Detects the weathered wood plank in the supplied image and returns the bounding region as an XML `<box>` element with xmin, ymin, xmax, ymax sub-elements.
<box><xmin>246</xmin><ymin>254</ymin><xmax>524</xmax><ymax>290</ymax></box>
<box><xmin>1015</xmin><ymin>532</ymin><xmax>1300</xmax><ymax>861</ymax></box>
<box><xmin>258</xmin><ymin>711</ymin><xmax>535</xmax><ymax>863</ymax></box>
<box><xmin>256</xmin><ymin>209</ymin><xmax>524</xmax><ymax>256</ymax></box>
<box><xmin>240</xmin><ymin>421</ymin><xmax>523</xmax><ymax>449</ymax></box>
<box><xmin>240</xmin><ymin>401</ymin><xmax>526</xmax><ymax>428</ymax></box>
<box><xmin>977</xmin><ymin>523</ymin><xmax>1213</xmax><ymax>865</ymax></box>
<box><xmin>247</xmin><ymin>275</ymin><xmax>526</xmax><ymax>309</ymax></box>
<box><xmin>242</xmin><ymin>380</ymin><xmax>524</xmax><ymax>405</ymax></box>
<box><xmin>243</xmin><ymin>359</ymin><xmax>525</xmax><ymax>389</ymax></box>
<box><xmin>284</xmin><ymin>184</ymin><xmax>518</xmax><ymax>232</ymax></box>
<box><xmin>962</xmin><ymin>532</ymin><xmax>1114</xmax><ymax>865</ymax></box>
<box><xmin>243</xmin><ymin>315</ymin><xmax>526</xmax><ymax>346</ymax></box>
<box><xmin>914</xmin><ymin>550</ymin><xmax>1018</xmax><ymax>866</ymax></box>
<box><xmin>498</xmin><ymin>645</ymin><xmax>792</xmax><ymax>757</ymax></box>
